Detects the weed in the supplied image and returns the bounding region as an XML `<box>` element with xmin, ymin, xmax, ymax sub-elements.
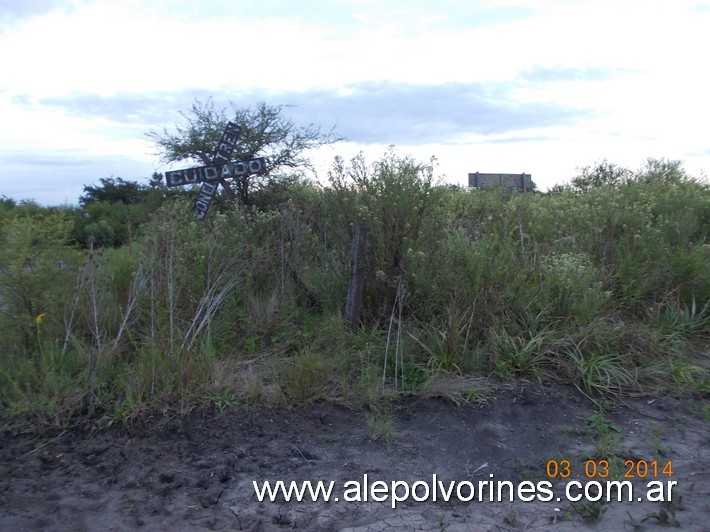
<box><xmin>552</xmin><ymin>507</ymin><xmax>574</xmax><ymax>523</ymax></box>
<box><xmin>103</xmin><ymin>391</ymin><xmax>147</xmax><ymax>428</ymax></box>
<box><xmin>436</xmin><ymin>512</ymin><xmax>448</xmax><ymax>530</ymax></box>
<box><xmin>410</xmin><ymin>323</ymin><xmax>460</xmax><ymax>374</ymax></box>
<box><xmin>408</xmin><ymin>298</ymin><xmax>476</xmax><ymax>374</ymax></box>
<box><xmin>246</xmin><ymin>289</ymin><xmax>280</xmax><ymax>332</ymax></box>
<box><xmin>658</xmin><ymin>297</ymin><xmax>710</xmax><ymax>340</ymax></box>
<box><xmin>354</xmin><ymin>363</ymin><xmax>387</xmax><ymax>408</ymax></box>
<box><xmin>583</xmin><ymin>411</ymin><xmax>618</xmax><ymax>435</ymax></box>
<box><xmin>279</xmin><ymin>351</ymin><xmax>331</xmax><ymax>404</ymax></box>
<box><xmin>207</xmin><ymin>389</ymin><xmax>237</xmax><ymax>412</ymax></box>
<box><xmin>579</xmin><ymin>411</ymin><xmax>626</xmax><ymax>476</ymax></box>
<box><xmin>700</xmin><ymin>402</ymin><xmax>710</xmax><ymax>422</ymax></box>
<box><xmin>641</xmin><ymin>499</ymin><xmax>681</xmax><ymax>527</ymax></box>
<box><xmin>565</xmin><ymin>343</ymin><xmax>637</xmax><ymax>399</ymax></box>
<box><xmin>240</xmin><ymin>377</ymin><xmax>265</xmax><ymax>406</ymax></box>
<box><xmin>416</xmin><ymin>373</ymin><xmax>490</xmax><ymax>406</ymax></box>
<box><xmin>488</xmin><ymin>325</ymin><xmax>554</xmax><ymax>379</ymax></box>
<box><xmin>625</xmin><ymin>511</ymin><xmax>643</xmax><ymax>530</ymax></box>
<box><xmin>503</xmin><ymin>507</ymin><xmax>520</xmax><ymax>527</ymax></box>
<box><xmin>365</xmin><ymin>413</ymin><xmax>396</xmax><ymax>444</ymax></box>
<box><xmin>646</xmin><ymin>425</ymin><xmax>667</xmax><ymax>457</ymax></box>
<box><xmin>570</xmin><ymin>499</ymin><xmax>609</xmax><ymax>522</ymax></box>
<box><xmin>668</xmin><ymin>359</ymin><xmax>709</xmax><ymax>396</ymax></box>
<box><xmin>400</xmin><ymin>363</ymin><xmax>428</xmax><ymax>394</ymax></box>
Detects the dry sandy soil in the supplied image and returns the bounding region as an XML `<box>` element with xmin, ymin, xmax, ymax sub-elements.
<box><xmin>1</xmin><ymin>384</ymin><xmax>708</xmax><ymax>531</ymax></box>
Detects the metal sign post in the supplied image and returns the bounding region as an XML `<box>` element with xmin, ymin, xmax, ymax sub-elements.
<box><xmin>165</xmin><ymin>158</ymin><xmax>268</xmax><ymax>187</ymax></box>
<box><xmin>164</xmin><ymin>122</ymin><xmax>269</xmax><ymax>219</ymax></box>
<box><xmin>193</xmin><ymin>121</ymin><xmax>239</xmax><ymax>219</ymax></box>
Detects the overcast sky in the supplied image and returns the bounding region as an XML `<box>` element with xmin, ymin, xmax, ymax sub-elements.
<box><xmin>1</xmin><ymin>0</ymin><xmax>708</xmax><ymax>204</ymax></box>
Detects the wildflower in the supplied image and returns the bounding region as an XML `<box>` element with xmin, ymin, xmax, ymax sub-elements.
<box><xmin>35</xmin><ymin>313</ymin><xmax>45</xmax><ymax>325</ymax></box>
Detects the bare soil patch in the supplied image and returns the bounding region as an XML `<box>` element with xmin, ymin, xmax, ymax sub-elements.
<box><xmin>1</xmin><ymin>384</ymin><xmax>708</xmax><ymax>531</ymax></box>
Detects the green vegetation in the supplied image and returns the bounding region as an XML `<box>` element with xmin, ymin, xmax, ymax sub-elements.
<box><xmin>365</xmin><ymin>413</ymin><xmax>397</xmax><ymax>444</ymax></box>
<box><xmin>1</xmin><ymin>115</ymin><xmax>708</xmax><ymax>429</ymax></box>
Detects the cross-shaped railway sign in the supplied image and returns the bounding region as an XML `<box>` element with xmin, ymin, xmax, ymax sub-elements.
<box><xmin>164</xmin><ymin>121</ymin><xmax>269</xmax><ymax>219</ymax></box>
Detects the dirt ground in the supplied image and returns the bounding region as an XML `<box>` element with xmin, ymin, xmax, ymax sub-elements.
<box><xmin>1</xmin><ymin>384</ymin><xmax>708</xmax><ymax>531</ymax></box>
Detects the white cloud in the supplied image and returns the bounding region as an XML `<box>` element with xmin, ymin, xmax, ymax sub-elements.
<box><xmin>0</xmin><ymin>0</ymin><xmax>708</xmax><ymax>204</ymax></box>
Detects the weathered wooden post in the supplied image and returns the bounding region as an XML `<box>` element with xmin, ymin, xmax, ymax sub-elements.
<box><xmin>345</xmin><ymin>222</ymin><xmax>368</xmax><ymax>325</ymax></box>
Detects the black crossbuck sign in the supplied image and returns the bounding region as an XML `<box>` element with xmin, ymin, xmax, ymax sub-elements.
<box><xmin>164</xmin><ymin>122</ymin><xmax>268</xmax><ymax>219</ymax></box>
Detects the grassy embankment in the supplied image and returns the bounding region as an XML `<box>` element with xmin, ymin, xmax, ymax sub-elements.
<box><xmin>1</xmin><ymin>155</ymin><xmax>708</xmax><ymax>428</ymax></box>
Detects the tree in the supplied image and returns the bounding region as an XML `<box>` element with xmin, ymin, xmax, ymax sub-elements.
<box><xmin>79</xmin><ymin>177</ymin><xmax>146</xmax><ymax>206</ymax></box>
<box><xmin>74</xmin><ymin>176</ymin><xmax>166</xmax><ymax>247</ymax></box>
<box><xmin>0</xmin><ymin>195</ymin><xmax>16</xmax><ymax>212</ymax></box>
<box><xmin>147</xmin><ymin>98</ymin><xmax>340</xmax><ymax>206</ymax></box>
<box><xmin>570</xmin><ymin>160</ymin><xmax>632</xmax><ymax>192</ymax></box>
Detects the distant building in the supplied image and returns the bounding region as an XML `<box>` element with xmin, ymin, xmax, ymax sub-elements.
<box><xmin>468</xmin><ymin>172</ymin><xmax>532</xmax><ymax>191</ymax></box>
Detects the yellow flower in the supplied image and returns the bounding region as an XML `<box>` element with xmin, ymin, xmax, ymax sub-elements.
<box><xmin>35</xmin><ymin>313</ymin><xmax>45</xmax><ymax>325</ymax></box>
